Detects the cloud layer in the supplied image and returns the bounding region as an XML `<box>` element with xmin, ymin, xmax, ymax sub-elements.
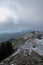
<box><xmin>0</xmin><ymin>0</ymin><xmax>43</xmax><ymax>32</ymax></box>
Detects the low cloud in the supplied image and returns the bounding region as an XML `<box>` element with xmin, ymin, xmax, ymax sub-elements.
<box><xmin>0</xmin><ymin>0</ymin><xmax>43</xmax><ymax>32</ymax></box>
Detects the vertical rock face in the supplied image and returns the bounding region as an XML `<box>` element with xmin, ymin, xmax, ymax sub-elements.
<box><xmin>0</xmin><ymin>41</ymin><xmax>14</xmax><ymax>61</ymax></box>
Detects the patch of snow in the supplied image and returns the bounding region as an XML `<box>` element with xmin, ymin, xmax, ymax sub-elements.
<box><xmin>11</xmin><ymin>64</ymin><xmax>14</xmax><ymax>65</ymax></box>
<box><xmin>35</xmin><ymin>39</ymin><xmax>43</xmax><ymax>45</ymax></box>
<box><xmin>19</xmin><ymin>38</ymin><xmax>43</xmax><ymax>56</ymax></box>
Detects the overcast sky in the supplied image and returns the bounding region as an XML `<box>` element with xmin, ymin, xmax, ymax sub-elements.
<box><xmin>0</xmin><ymin>0</ymin><xmax>43</xmax><ymax>33</ymax></box>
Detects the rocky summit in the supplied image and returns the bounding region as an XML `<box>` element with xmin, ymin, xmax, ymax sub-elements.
<box><xmin>0</xmin><ymin>31</ymin><xmax>43</xmax><ymax>65</ymax></box>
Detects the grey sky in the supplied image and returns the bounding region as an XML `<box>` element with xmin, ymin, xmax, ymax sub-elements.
<box><xmin>0</xmin><ymin>0</ymin><xmax>43</xmax><ymax>32</ymax></box>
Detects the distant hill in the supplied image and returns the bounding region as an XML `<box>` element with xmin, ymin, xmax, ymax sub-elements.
<box><xmin>0</xmin><ymin>30</ymin><xmax>32</xmax><ymax>42</ymax></box>
<box><xmin>0</xmin><ymin>33</ymin><xmax>21</xmax><ymax>42</ymax></box>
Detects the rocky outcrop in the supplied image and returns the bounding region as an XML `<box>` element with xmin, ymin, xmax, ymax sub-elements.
<box><xmin>0</xmin><ymin>50</ymin><xmax>43</xmax><ymax>65</ymax></box>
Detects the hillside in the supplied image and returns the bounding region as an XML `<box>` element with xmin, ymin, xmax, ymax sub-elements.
<box><xmin>0</xmin><ymin>31</ymin><xmax>43</xmax><ymax>65</ymax></box>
